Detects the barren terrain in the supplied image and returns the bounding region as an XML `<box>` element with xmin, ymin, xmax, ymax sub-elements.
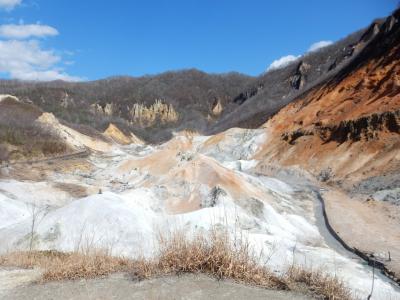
<box><xmin>0</xmin><ymin>120</ymin><xmax>399</xmax><ymax>299</ymax></box>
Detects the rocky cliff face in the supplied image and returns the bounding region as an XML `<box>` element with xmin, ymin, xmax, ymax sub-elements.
<box><xmin>90</xmin><ymin>103</ymin><xmax>116</xmax><ymax>116</ymax></box>
<box><xmin>129</xmin><ymin>100</ymin><xmax>179</xmax><ymax>127</ymax></box>
<box><xmin>282</xmin><ymin>110</ymin><xmax>400</xmax><ymax>145</ymax></box>
<box><xmin>232</xmin><ymin>84</ymin><xmax>264</xmax><ymax>105</ymax></box>
<box><xmin>289</xmin><ymin>61</ymin><xmax>311</xmax><ymax>90</ymax></box>
<box><xmin>319</xmin><ymin>110</ymin><xmax>400</xmax><ymax>143</ymax></box>
<box><xmin>211</xmin><ymin>99</ymin><xmax>223</xmax><ymax>116</ymax></box>
<box><xmin>256</xmin><ymin>8</ymin><xmax>400</xmax><ymax>185</ymax></box>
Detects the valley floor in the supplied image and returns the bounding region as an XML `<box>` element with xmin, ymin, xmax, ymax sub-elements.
<box><xmin>0</xmin><ymin>129</ymin><xmax>399</xmax><ymax>299</ymax></box>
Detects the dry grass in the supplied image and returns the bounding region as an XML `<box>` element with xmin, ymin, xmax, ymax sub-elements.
<box><xmin>0</xmin><ymin>231</ymin><xmax>353</xmax><ymax>299</ymax></box>
<box><xmin>286</xmin><ymin>266</ymin><xmax>353</xmax><ymax>300</ymax></box>
<box><xmin>0</xmin><ymin>250</ymin><xmax>133</xmax><ymax>282</ymax></box>
<box><xmin>150</xmin><ymin>230</ymin><xmax>286</xmax><ymax>289</ymax></box>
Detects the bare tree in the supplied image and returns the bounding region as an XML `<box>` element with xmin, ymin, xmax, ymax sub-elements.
<box><xmin>27</xmin><ymin>202</ymin><xmax>48</xmax><ymax>252</ymax></box>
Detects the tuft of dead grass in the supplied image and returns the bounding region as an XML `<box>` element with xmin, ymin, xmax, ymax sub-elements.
<box><xmin>151</xmin><ymin>229</ymin><xmax>286</xmax><ymax>289</ymax></box>
<box><xmin>0</xmin><ymin>250</ymin><xmax>133</xmax><ymax>282</ymax></box>
<box><xmin>286</xmin><ymin>266</ymin><xmax>353</xmax><ymax>300</ymax></box>
<box><xmin>0</xmin><ymin>230</ymin><xmax>353</xmax><ymax>299</ymax></box>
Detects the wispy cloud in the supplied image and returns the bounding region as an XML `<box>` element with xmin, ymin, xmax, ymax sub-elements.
<box><xmin>0</xmin><ymin>39</ymin><xmax>83</xmax><ymax>81</ymax></box>
<box><xmin>0</xmin><ymin>23</ymin><xmax>59</xmax><ymax>39</ymax></box>
<box><xmin>266</xmin><ymin>40</ymin><xmax>335</xmax><ymax>72</ymax></box>
<box><xmin>0</xmin><ymin>0</ymin><xmax>21</xmax><ymax>11</ymax></box>
<box><xmin>0</xmin><ymin>1</ymin><xmax>83</xmax><ymax>81</ymax></box>
<box><xmin>267</xmin><ymin>55</ymin><xmax>300</xmax><ymax>71</ymax></box>
<box><xmin>307</xmin><ymin>40</ymin><xmax>333</xmax><ymax>52</ymax></box>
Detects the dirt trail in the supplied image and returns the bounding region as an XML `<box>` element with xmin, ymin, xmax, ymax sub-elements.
<box><xmin>0</xmin><ymin>267</ymin><xmax>41</xmax><ymax>298</ymax></box>
<box><xmin>0</xmin><ymin>271</ymin><xmax>310</xmax><ymax>300</ymax></box>
<box><xmin>322</xmin><ymin>189</ymin><xmax>400</xmax><ymax>281</ymax></box>
<box><xmin>258</xmin><ymin>165</ymin><xmax>400</xmax><ymax>289</ymax></box>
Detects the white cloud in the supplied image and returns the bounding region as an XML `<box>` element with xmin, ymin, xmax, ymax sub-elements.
<box><xmin>0</xmin><ymin>2</ymin><xmax>82</xmax><ymax>81</ymax></box>
<box><xmin>267</xmin><ymin>55</ymin><xmax>300</xmax><ymax>71</ymax></box>
<box><xmin>0</xmin><ymin>40</ymin><xmax>83</xmax><ymax>81</ymax></box>
<box><xmin>266</xmin><ymin>40</ymin><xmax>335</xmax><ymax>72</ymax></box>
<box><xmin>307</xmin><ymin>40</ymin><xmax>333</xmax><ymax>52</ymax></box>
<box><xmin>12</xmin><ymin>69</ymin><xmax>82</xmax><ymax>81</ymax></box>
<box><xmin>0</xmin><ymin>24</ymin><xmax>59</xmax><ymax>39</ymax></box>
<box><xmin>0</xmin><ymin>0</ymin><xmax>21</xmax><ymax>11</ymax></box>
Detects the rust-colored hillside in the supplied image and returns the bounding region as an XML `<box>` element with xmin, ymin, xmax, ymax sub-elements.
<box><xmin>258</xmin><ymin>9</ymin><xmax>400</xmax><ymax>184</ymax></box>
<box><xmin>255</xmin><ymin>9</ymin><xmax>400</xmax><ymax>278</ymax></box>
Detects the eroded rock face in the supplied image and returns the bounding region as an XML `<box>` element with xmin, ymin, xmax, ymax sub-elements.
<box><xmin>281</xmin><ymin>129</ymin><xmax>314</xmax><ymax>145</ymax></box>
<box><xmin>319</xmin><ymin>111</ymin><xmax>400</xmax><ymax>143</ymax></box>
<box><xmin>289</xmin><ymin>61</ymin><xmax>311</xmax><ymax>90</ymax></box>
<box><xmin>90</xmin><ymin>103</ymin><xmax>102</xmax><ymax>115</ymax></box>
<box><xmin>90</xmin><ymin>103</ymin><xmax>115</xmax><ymax>116</ymax></box>
<box><xmin>90</xmin><ymin>100</ymin><xmax>179</xmax><ymax>128</ymax></box>
<box><xmin>103</xmin><ymin>123</ymin><xmax>144</xmax><ymax>145</ymax></box>
<box><xmin>282</xmin><ymin>110</ymin><xmax>400</xmax><ymax>145</ymax></box>
<box><xmin>104</xmin><ymin>103</ymin><xmax>115</xmax><ymax>116</ymax></box>
<box><xmin>0</xmin><ymin>95</ymin><xmax>19</xmax><ymax>103</ymax></box>
<box><xmin>60</xmin><ymin>93</ymin><xmax>75</xmax><ymax>108</ymax></box>
<box><xmin>360</xmin><ymin>21</ymin><xmax>382</xmax><ymax>43</ymax></box>
<box><xmin>129</xmin><ymin>100</ymin><xmax>179</xmax><ymax>127</ymax></box>
<box><xmin>233</xmin><ymin>84</ymin><xmax>264</xmax><ymax>105</ymax></box>
<box><xmin>211</xmin><ymin>99</ymin><xmax>223</xmax><ymax>116</ymax></box>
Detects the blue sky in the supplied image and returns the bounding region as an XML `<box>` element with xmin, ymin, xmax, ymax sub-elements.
<box><xmin>0</xmin><ymin>0</ymin><xmax>397</xmax><ymax>81</ymax></box>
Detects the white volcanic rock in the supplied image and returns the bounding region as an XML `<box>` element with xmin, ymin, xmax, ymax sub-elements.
<box><xmin>0</xmin><ymin>193</ymin><xmax>29</xmax><ymax>230</ymax></box>
<box><xmin>0</xmin><ymin>94</ymin><xmax>19</xmax><ymax>103</ymax></box>
<box><xmin>0</xmin><ymin>129</ymin><xmax>398</xmax><ymax>299</ymax></box>
<box><xmin>35</xmin><ymin>112</ymin><xmax>113</xmax><ymax>152</ymax></box>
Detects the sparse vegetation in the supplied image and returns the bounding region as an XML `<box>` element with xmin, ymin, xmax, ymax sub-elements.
<box><xmin>0</xmin><ymin>250</ymin><xmax>133</xmax><ymax>282</ymax></box>
<box><xmin>150</xmin><ymin>229</ymin><xmax>286</xmax><ymax>289</ymax></box>
<box><xmin>0</xmin><ymin>229</ymin><xmax>353</xmax><ymax>299</ymax></box>
<box><xmin>285</xmin><ymin>266</ymin><xmax>353</xmax><ymax>300</ymax></box>
<box><xmin>0</xmin><ymin>125</ymin><xmax>68</xmax><ymax>163</ymax></box>
<box><xmin>0</xmin><ymin>70</ymin><xmax>255</xmax><ymax>143</ymax></box>
<box><xmin>0</xmin><ymin>96</ymin><xmax>69</xmax><ymax>163</ymax></box>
